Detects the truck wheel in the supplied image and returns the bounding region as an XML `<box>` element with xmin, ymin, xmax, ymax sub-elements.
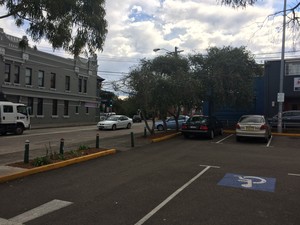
<box><xmin>15</xmin><ymin>125</ymin><xmax>24</xmax><ymax>135</ymax></box>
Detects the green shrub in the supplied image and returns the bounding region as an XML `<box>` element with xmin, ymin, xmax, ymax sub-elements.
<box><xmin>32</xmin><ymin>156</ymin><xmax>50</xmax><ymax>167</ymax></box>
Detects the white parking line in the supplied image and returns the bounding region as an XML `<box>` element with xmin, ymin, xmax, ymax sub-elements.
<box><xmin>288</xmin><ymin>173</ymin><xmax>300</xmax><ymax>177</ymax></box>
<box><xmin>134</xmin><ymin>165</ymin><xmax>220</xmax><ymax>225</ymax></box>
<box><xmin>0</xmin><ymin>199</ymin><xmax>73</xmax><ymax>225</ymax></box>
<box><xmin>266</xmin><ymin>135</ymin><xmax>273</xmax><ymax>147</ymax></box>
<box><xmin>216</xmin><ymin>134</ymin><xmax>233</xmax><ymax>144</ymax></box>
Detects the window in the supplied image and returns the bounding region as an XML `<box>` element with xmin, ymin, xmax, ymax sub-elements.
<box><xmin>38</xmin><ymin>70</ymin><xmax>45</xmax><ymax>87</ymax></box>
<box><xmin>75</xmin><ymin>106</ymin><xmax>79</xmax><ymax>114</ymax></box>
<box><xmin>78</xmin><ymin>77</ymin><xmax>82</xmax><ymax>92</ymax></box>
<box><xmin>37</xmin><ymin>98</ymin><xmax>43</xmax><ymax>115</ymax></box>
<box><xmin>25</xmin><ymin>68</ymin><xmax>32</xmax><ymax>85</ymax></box>
<box><xmin>52</xmin><ymin>99</ymin><xmax>58</xmax><ymax>116</ymax></box>
<box><xmin>83</xmin><ymin>79</ymin><xmax>87</xmax><ymax>93</ymax></box>
<box><xmin>3</xmin><ymin>105</ymin><xmax>13</xmax><ymax>113</ymax></box>
<box><xmin>14</xmin><ymin>65</ymin><xmax>20</xmax><ymax>84</ymax></box>
<box><xmin>64</xmin><ymin>100</ymin><xmax>69</xmax><ymax>116</ymax></box>
<box><xmin>27</xmin><ymin>97</ymin><xmax>34</xmax><ymax>115</ymax></box>
<box><xmin>286</xmin><ymin>61</ymin><xmax>300</xmax><ymax>76</ymax></box>
<box><xmin>5</xmin><ymin>63</ymin><xmax>10</xmax><ymax>82</ymax></box>
<box><xmin>65</xmin><ymin>76</ymin><xmax>70</xmax><ymax>91</ymax></box>
<box><xmin>86</xmin><ymin>107</ymin><xmax>89</xmax><ymax>114</ymax></box>
<box><xmin>50</xmin><ymin>73</ymin><xmax>56</xmax><ymax>89</ymax></box>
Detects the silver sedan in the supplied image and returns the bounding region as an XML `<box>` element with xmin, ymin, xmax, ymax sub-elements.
<box><xmin>235</xmin><ymin>115</ymin><xmax>271</xmax><ymax>142</ymax></box>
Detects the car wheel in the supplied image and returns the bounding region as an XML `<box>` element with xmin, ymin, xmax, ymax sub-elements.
<box><xmin>157</xmin><ymin>125</ymin><xmax>164</xmax><ymax>131</ymax></box>
<box><xmin>112</xmin><ymin>124</ymin><xmax>116</xmax><ymax>130</ymax></box>
<box><xmin>236</xmin><ymin>136</ymin><xmax>241</xmax><ymax>142</ymax></box>
<box><xmin>127</xmin><ymin>123</ymin><xmax>132</xmax><ymax>129</ymax></box>
<box><xmin>219</xmin><ymin>128</ymin><xmax>224</xmax><ymax>135</ymax></box>
<box><xmin>209</xmin><ymin>130</ymin><xmax>214</xmax><ymax>139</ymax></box>
<box><xmin>15</xmin><ymin>125</ymin><xmax>24</xmax><ymax>135</ymax></box>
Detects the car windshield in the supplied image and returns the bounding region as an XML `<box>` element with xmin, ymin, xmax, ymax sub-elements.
<box><xmin>239</xmin><ymin>116</ymin><xmax>263</xmax><ymax>123</ymax></box>
<box><xmin>106</xmin><ymin>116</ymin><xmax>119</xmax><ymax>121</ymax></box>
<box><xmin>188</xmin><ymin>116</ymin><xmax>207</xmax><ymax>123</ymax></box>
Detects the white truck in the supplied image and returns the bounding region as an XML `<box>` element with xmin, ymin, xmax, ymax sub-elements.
<box><xmin>0</xmin><ymin>101</ymin><xmax>31</xmax><ymax>135</ymax></box>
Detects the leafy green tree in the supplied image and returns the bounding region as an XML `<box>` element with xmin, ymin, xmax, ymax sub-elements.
<box><xmin>189</xmin><ymin>46</ymin><xmax>262</xmax><ymax>115</ymax></box>
<box><xmin>0</xmin><ymin>0</ymin><xmax>108</xmax><ymax>56</ymax></box>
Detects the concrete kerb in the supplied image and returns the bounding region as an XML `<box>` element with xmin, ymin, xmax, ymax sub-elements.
<box><xmin>0</xmin><ymin>149</ymin><xmax>116</xmax><ymax>184</ymax></box>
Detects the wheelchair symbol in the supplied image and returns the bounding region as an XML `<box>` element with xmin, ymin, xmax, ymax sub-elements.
<box><xmin>235</xmin><ymin>175</ymin><xmax>267</xmax><ymax>188</ymax></box>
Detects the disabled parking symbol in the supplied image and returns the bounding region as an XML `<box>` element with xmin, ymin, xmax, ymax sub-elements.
<box><xmin>218</xmin><ymin>173</ymin><xmax>276</xmax><ymax>192</ymax></box>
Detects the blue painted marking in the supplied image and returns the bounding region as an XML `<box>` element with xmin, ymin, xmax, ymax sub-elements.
<box><xmin>218</xmin><ymin>173</ymin><xmax>276</xmax><ymax>192</ymax></box>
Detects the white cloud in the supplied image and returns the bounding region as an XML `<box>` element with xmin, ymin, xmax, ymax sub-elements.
<box><xmin>1</xmin><ymin>0</ymin><xmax>298</xmax><ymax>94</ymax></box>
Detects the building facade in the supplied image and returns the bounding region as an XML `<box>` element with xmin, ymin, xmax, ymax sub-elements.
<box><xmin>0</xmin><ymin>28</ymin><xmax>103</xmax><ymax>128</ymax></box>
<box><xmin>264</xmin><ymin>58</ymin><xmax>300</xmax><ymax>118</ymax></box>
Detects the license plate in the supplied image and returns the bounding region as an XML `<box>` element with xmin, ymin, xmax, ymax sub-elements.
<box><xmin>190</xmin><ymin>126</ymin><xmax>196</xmax><ymax>129</ymax></box>
<box><xmin>246</xmin><ymin>126</ymin><xmax>254</xmax><ymax>131</ymax></box>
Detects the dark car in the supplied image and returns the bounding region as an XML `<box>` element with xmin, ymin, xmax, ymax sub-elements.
<box><xmin>132</xmin><ymin>115</ymin><xmax>142</xmax><ymax>123</ymax></box>
<box><xmin>181</xmin><ymin>115</ymin><xmax>223</xmax><ymax>139</ymax></box>
<box><xmin>269</xmin><ymin>110</ymin><xmax>300</xmax><ymax>128</ymax></box>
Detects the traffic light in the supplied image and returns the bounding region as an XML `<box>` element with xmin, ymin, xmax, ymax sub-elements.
<box><xmin>109</xmin><ymin>100</ymin><xmax>113</xmax><ymax>107</ymax></box>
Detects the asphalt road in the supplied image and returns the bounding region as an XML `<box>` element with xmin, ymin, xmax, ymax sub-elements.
<box><xmin>0</xmin><ymin>122</ymin><xmax>147</xmax><ymax>165</ymax></box>
<box><xmin>0</xmin><ymin>133</ymin><xmax>299</xmax><ymax>225</ymax></box>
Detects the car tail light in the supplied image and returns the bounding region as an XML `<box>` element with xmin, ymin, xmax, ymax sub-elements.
<box><xmin>200</xmin><ymin>125</ymin><xmax>208</xmax><ymax>130</ymax></box>
<box><xmin>182</xmin><ymin>124</ymin><xmax>187</xmax><ymax>129</ymax></box>
<box><xmin>235</xmin><ymin>124</ymin><xmax>240</xmax><ymax>129</ymax></box>
<box><xmin>260</xmin><ymin>124</ymin><xmax>267</xmax><ymax>130</ymax></box>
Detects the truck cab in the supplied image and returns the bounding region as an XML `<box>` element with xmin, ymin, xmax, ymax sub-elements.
<box><xmin>0</xmin><ymin>101</ymin><xmax>30</xmax><ymax>135</ymax></box>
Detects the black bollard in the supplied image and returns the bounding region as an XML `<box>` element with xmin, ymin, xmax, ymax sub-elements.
<box><xmin>131</xmin><ymin>132</ymin><xmax>135</xmax><ymax>147</ymax></box>
<box><xmin>96</xmin><ymin>133</ymin><xmax>100</xmax><ymax>148</ymax></box>
<box><xmin>24</xmin><ymin>140</ymin><xmax>30</xmax><ymax>164</ymax></box>
<box><xmin>144</xmin><ymin>127</ymin><xmax>147</xmax><ymax>137</ymax></box>
<box><xmin>60</xmin><ymin>138</ymin><xmax>64</xmax><ymax>155</ymax></box>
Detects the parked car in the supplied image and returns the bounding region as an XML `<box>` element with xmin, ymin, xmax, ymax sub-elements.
<box><xmin>99</xmin><ymin>112</ymin><xmax>116</xmax><ymax>121</ymax></box>
<box><xmin>236</xmin><ymin>115</ymin><xmax>271</xmax><ymax>142</ymax></box>
<box><xmin>132</xmin><ymin>115</ymin><xmax>142</xmax><ymax>123</ymax></box>
<box><xmin>155</xmin><ymin>115</ymin><xmax>189</xmax><ymax>131</ymax></box>
<box><xmin>269</xmin><ymin>110</ymin><xmax>300</xmax><ymax>128</ymax></box>
<box><xmin>181</xmin><ymin>115</ymin><xmax>223</xmax><ymax>139</ymax></box>
<box><xmin>97</xmin><ymin>115</ymin><xmax>133</xmax><ymax>130</ymax></box>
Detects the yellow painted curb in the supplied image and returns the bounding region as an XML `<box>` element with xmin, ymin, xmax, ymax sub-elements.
<box><xmin>151</xmin><ymin>132</ymin><xmax>181</xmax><ymax>143</ymax></box>
<box><xmin>0</xmin><ymin>149</ymin><xmax>116</xmax><ymax>184</ymax></box>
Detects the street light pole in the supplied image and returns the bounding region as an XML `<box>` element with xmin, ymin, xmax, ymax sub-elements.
<box><xmin>278</xmin><ymin>0</ymin><xmax>287</xmax><ymax>133</ymax></box>
<box><xmin>153</xmin><ymin>46</ymin><xmax>183</xmax><ymax>56</ymax></box>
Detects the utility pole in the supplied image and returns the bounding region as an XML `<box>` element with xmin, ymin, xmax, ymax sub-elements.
<box><xmin>278</xmin><ymin>0</ymin><xmax>287</xmax><ymax>133</ymax></box>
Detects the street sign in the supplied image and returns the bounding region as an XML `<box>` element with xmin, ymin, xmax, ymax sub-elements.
<box><xmin>277</xmin><ymin>92</ymin><xmax>285</xmax><ymax>102</ymax></box>
<box><xmin>218</xmin><ymin>173</ymin><xmax>276</xmax><ymax>192</ymax></box>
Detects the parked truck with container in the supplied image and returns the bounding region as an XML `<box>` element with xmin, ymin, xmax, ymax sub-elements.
<box><xmin>0</xmin><ymin>101</ymin><xmax>31</xmax><ymax>135</ymax></box>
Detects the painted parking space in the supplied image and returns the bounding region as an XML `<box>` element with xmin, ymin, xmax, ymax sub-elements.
<box><xmin>218</xmin><ymin>173</ymin><xmax>276</xmax><ymax>192</ymax></box>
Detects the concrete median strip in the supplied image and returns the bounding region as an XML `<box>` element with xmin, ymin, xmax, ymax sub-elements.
<box><xmin>0</xmin><ymin>149</ymin><xmax>116</xmax><ymax>184</ymax></box>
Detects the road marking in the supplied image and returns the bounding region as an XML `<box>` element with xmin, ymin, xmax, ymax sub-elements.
<box><xmin>134</xmin><ymin>165</ymin><xmax>220</xmax><ymax>225</ymax></box>
<box><xmin>266</xmin><ymin>135</ymin><xmax>273</xmax><ymax>147</ymax></box>
<box><xmin>218</xmin><ymin>173</ymin><xmax>276</xmax><ymax>192</ymax></box>
<box><xmin>0</xmin><ymin>199</ymin><xmax>73</xmax><ymax>225</ymax></box>
<box><xmin>216</xmin><ymin>134</ymin><xmax>233</xmax><ymax>144</ymax></box>
<box><xmin>288</xmin><ymin>173</ymin><xmax>300</xmax><ymax>177</ymax></box>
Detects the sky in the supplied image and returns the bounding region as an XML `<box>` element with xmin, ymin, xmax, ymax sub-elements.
<box><xmin>1</xmin><ymin>0</ymin><xmax>300</xmax><ymax>98</ymax></box>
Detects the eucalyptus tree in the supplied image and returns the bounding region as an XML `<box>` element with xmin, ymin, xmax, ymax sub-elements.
<box><xmin>0</xmin><ymin>0</ymin><xmax>108</xmax><ymax>56</ymax></box>
<box><xmin>151</xmin><ymin>54</ymin><xmax>202</xmax><ymax>131</ymax></box>
<box><xmin>189</xmin><ymin>46</ymin><xmax>262</xmax><ymax>115</ymax></box>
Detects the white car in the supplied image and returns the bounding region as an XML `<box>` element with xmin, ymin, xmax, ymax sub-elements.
<box><xmin>97</xmin><ymin>115</ymin><xmax>133</xmax><ymax>130</ymax></box>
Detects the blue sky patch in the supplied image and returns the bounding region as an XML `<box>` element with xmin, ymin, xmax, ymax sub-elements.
<box><xmin>218</xmin><ymin>173</ymin><xmax>276</xmax><ymax>193</ymax></box>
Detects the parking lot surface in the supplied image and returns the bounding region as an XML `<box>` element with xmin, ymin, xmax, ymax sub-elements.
<box><xmin>0</xmin><ymin>133</ymin><xmax>299</xmax><ymax>225</ymax></box>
